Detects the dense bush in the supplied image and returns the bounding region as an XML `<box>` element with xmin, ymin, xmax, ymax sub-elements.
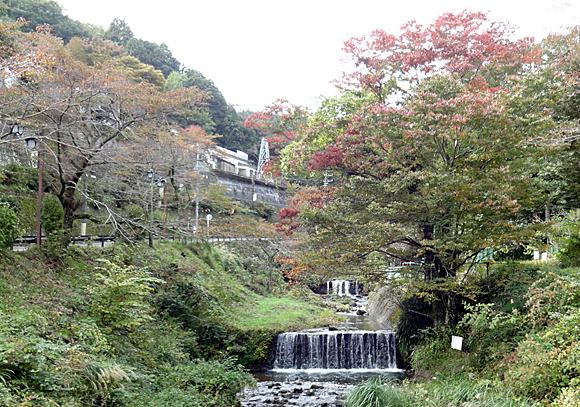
<box><xmin>40</xmin><ymin>195</ymin><xmax>63</xmax><ymax>235</ymax></box>
<box><xmin>253</xmin><ymin>201</ymin><xmax>277</xmax><ymax>221</ymax></box>
<box><xmin>87</xmin><ymin>259</ymin><xmax>164</xmax><ymax>331</ymax></box>
<box><xmin>0</xmin><ymin>163</ymin><xmax>38</xmax><ymax>192</ymax></box>
<box><xmin>503</xmin><ymin>307</ymin><xmax>580</xmax><ymax>401</ymax></box>
<box><xmin>0</xmin><ymin>202</ymin><xmax>18</xmax><ymax>250</ymax></box>
<box><xmin>555</xmin><ymin>209</ymin><xmax>580</xmax><ymax>267</ymax></box>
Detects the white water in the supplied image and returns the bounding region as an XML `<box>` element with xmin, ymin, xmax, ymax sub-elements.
<box><xmin>327</xmin><ymin>279</ymin><xmax>361</xmax><ymax>296</ymax></box>
<box><xmin>273</xmin><ymin>330</ymin><xmax>397</xmax><ymax>370</ymax></box>
<box><xmin>241</xmin><ymin>280</ymin><xmax>402</xmax><ymax>407</ymax></box>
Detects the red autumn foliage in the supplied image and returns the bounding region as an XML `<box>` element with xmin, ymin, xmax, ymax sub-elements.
<box><xmin>306</xmin><ymin>146</ymin><xmax>344</xmax><ymax>171</ymax></box>
<box><xmin>275</xmin><ymin>207</ymin><xmax>300</xmax><ymax>236</ymax></box>
<box><xmin>339</xmin><ymin>11</ymin><xmax>540</xmax><ymax>100</ymax></box>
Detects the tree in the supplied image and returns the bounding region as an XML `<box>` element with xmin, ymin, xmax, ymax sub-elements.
<box><xmin>103</xmin><ymin>18</ymin><xmax>133</xmax><ymax>46</ymax></box>
<box><xmin>244</xmin><ymin>99</ymin><xmax>309</xmax><ymax>176</ymax></box>
<box><xmin>279</xmin><ymin>11</ymin><xmax>560</xmax><ymax>325</ymax></box>
<box><xmin>125</xmin><ymin>38</ymin><xmax>181</xmax><ymax>78</ymax></box>
<box><xmin>170</xmin><ymin>69</ymin><xmax>261</xmax><ymax>157</ymax></box>
<box><xmin>101</xmin><ymin>124</ymin><xmax>215</xmax><ymax>241</ymax></box>
<box><xmin>66</xmin><ymin>37</ymin><xmax>166</xmax><ymax>89</ymax></box>
<box><xmin>0</xmin><ymin>23</ymin><xmax>206</xmax><ymax>232</ymax></box>
<box><xmin>5</xmin><ymin>0</ymin><xmax>91</xmax><ymax>42</ymax></box>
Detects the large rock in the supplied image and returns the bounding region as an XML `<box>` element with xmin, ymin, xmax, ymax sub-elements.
<box><xmin>366</xmin><ymin>286</ymin><xmax>401</xmax><ymax>327</ymax></box>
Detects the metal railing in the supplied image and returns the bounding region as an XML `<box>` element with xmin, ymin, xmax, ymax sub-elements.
<box><xmin>13</xmin><ymin>235</ymin><xmax>115</xmax><ymax>249</ymax></box>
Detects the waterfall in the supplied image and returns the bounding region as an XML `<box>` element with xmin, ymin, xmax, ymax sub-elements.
<box><xmin>273</xmin><ymin>331</ymin><xmax>397</xmax><ymax>370</ymax></box>
<box><xmin>328</xmin><ymin>279</ymin><xmax>362</xmax><ymax>296</ymax></box>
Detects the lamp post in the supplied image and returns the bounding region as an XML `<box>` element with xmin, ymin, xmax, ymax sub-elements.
<box><xmin>157</xmin><ymin>177</ymin><xmax>167</xmax><ymax>235</ymax></box>
<box><xmin>25</xmin><ymin>135</ymin><xmax>43</xmax><ymax>246</ymax></box>
<box><xmin>148</xmin><ymin>168</ymin><xmax>168</xmax><ymax>237</ymax></box>
<box><xmin>206</xmin><ymin>214</ymin><xmax>212</xmax><ymax>238</ymax></box>
<box><xmin>146</xmin><ymin>169</ymin><xmax>154</xmax><ymax>247</ymax></box>
<box><xmin>157</xmin><ymin>178</ymin><xmax>167</xmax><ymax>219</ymax></box>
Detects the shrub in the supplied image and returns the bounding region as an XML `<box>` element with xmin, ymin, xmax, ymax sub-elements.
<box><xmin>503</xmin><ymin>309</ymin><xmax>580</xmax><ymax>401</ymax></box>
<box><xmin>87</xmin><ymin>260</ymin><xmax>164</xmax><ymax>331</ymax></box>
<box><xmin>253</xmin><ymin>201</ymin><xmax>276</xmax><ymax>221</ymax></box>
<box><xmin>159</xmin><ymin>358</ymin><xmax>255</xmax><ymax>407</ymax></box>
<box><xmin>0</xmin><ymin>202</ymin><xmax>18</xmax><ymax>250</ymax></box>
<box><xmin>555</xmin><ymin>209</ymin><xmax>580</xmax><ymax>267</ymax></box>
<box><xmin>346</xmin><ymin>379</ymin><xmax>408</xmax><ymax>407</ymax></box>
<box><xmin>409</xmin><ymin>326</ymin><xmax>469</xmax><ymax>378</ymax></box>
<box><xmin>40</xmin><ymin>195</ymin><xmax>63</xmax><ymax>235</ymax></box>
<box><xmin>552</xmin><ymin>385</ymin><xmax>580</xmax><ymax>407</ymax></box>
<box><xmin>0</xmin><ymin>163</ymin><xmax>38</xmax><ymax>192</ymax></box>
<box><xmin>459</xmin><ymin>302</ymin><xmax>526</xmax><ymax>370</ymax></box>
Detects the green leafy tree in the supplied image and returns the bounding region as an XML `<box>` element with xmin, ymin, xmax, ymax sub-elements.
<box><xmin>66</xmin><ymin>37</ymin><xmax>166</xmax><ymax>89</ymax></box>
<box><xmin>125</xmin><ymin>37</ymin><xmax>181</xmax><ymax>78</ymax></box>
<box><xmin>173</xmin><ymin>69</ymin><xmax>261</xmax><ymax>156</ymax></box>
<box><xmin>103</xmin><ymin>17</ymin><xmax>133</xmax><ymax>45</ymax></box>
<box><xmin>278</xmin><ymin>11</ymin><xmax>561</xmax><ymax>325</ymax></box>
<box><xmin>5</xmin><ymin>0</ymin><xmax>91</xmax><ymax>42</ymax></box>
<box><xmin>40</xmin><ymin>194</ymin><xmax>63</xmax><ymax>235</ymax></box>
<box><xmin>0</xmin><ymin>201</ymin><xmax>18</xmax><ymax>249</ymax></box>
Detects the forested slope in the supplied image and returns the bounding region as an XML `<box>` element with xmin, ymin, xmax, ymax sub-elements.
<box><xmin>0</xmin><ymin>240</ymin><xmax>341</xmax><ymax>406</ymax></box>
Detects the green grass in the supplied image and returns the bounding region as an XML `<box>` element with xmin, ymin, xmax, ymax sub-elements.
<box><xmin>0</xmin><ymin>240</ymin><xmax>332</xmax><ymax>405</ymax></box>
<box><xmin>405</xmin><ymin>376</ymin><xmax>539</xmax><ymax>407</ymax></box>
<box><xmin>234</xmin><ymin>296</ymin><xmax>344</xmax><ymax>331</ymax></box>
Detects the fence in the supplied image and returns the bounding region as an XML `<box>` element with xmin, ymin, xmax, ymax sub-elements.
<box><xmin>13</xmin><ymin>235</ymin><xmax>116</xmax><ymax>249</ymax></box>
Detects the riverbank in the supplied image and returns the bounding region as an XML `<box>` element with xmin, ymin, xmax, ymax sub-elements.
<box><xmin>0</xmin><ymin>240</ymin><xmax>343</xmax><ymax>406</ymax></box>
<box><xmin>343</xmin><ymin>261</ymin><xmax>580</xmax><ymax>407</ymax></box>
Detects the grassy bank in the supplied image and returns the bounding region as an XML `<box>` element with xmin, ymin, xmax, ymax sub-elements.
<box><xmin>0</xmin><ymin>240</ymin><xmax>342</xmax><ymax>406</ymax></box>
<box><xmin>345</xmin><ymin>261</ymin><xmax>580</xmax><ymax>407</ymax></box>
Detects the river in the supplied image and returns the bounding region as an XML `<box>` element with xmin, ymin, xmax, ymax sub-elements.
<box><xmin>240</xmin><ymin>280</ymin><xmax>403</xmax><ymax>406</ymax></box>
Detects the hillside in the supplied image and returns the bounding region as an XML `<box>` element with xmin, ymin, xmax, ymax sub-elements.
<box><xmin>0</xmin><ymin>240</ymin><xmax>342</xmax><ymax>406</ymax></box>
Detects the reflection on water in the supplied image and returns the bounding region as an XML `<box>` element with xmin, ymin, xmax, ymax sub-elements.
<box><xmin>342</xmin><ymin>313</ymin><xmax>391</xmax><ymax>331</ymax></box>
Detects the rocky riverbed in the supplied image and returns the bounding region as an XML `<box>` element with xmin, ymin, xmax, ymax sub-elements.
<box><xmin>240</xmin><ymin>379</ymin><xmax>352</xmax><ymax>407</ymax></box>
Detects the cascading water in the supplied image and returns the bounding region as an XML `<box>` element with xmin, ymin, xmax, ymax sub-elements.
<box><xmin>326</xmin><ymin>279</ymin><xmax>362</xmax><ymax>296</ymax></box>
<box><xmin>241</xmin><ymin>280</ymin><xmax>401</xmax><ymax>407</ymax></box>
<box><xmin>274</xmin><ymin>330</ymin><xmax>397</xmax><ymax>370</ymax></box>
<box><xmin>272</xmin><ymin>280</ymin><xmax>398</xmax><ymax>372</ymax></box>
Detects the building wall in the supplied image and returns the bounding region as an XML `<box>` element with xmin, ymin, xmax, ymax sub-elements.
<box><xmin>210</xmin><ymin>170</ymin><xmax>287</xmax><ymax>208</ymax></box>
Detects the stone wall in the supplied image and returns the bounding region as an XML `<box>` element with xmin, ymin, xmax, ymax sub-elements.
<box><xmin>367</xmin><ymin>286</ymin><xmax>401</xmax><ymax>327</ymax></box>
<box><xmin>210</xmin><ymin>170</ymin><xmax>287</xmax><ymax>208</ymax></box>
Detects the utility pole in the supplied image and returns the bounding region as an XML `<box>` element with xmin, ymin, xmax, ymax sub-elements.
<box><xmin>80</xmin><ymin>175</ymin><xmax>87</xmax><ymax>236</ymax></box>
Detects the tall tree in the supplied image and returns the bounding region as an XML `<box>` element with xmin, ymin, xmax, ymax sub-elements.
<box><xmin>170</xmin><ymin>69</ymin><xmax>261</xmax><ymax>157</ymax></box>
<box><xmin>103</xmin><ymin>18</ymin><xmax>133</xmax><ymax>46</ymax></box>
<box><xmin>5</xmin><ymin>0</ymin><xmax>91</xmax><ymax>42</ymax></box>
<box><xmin>0</xmin><ymin>23</ymin><xmax>205</xmax><ymax>231</ymax></box>
<box><xmin>279</xmin><ymin>11</ymin><xmax>561</xmax><ymax>325</ymax></box>
<box><xmin>125</xmin><ymin>38</ymin><xmax>180</xmax><ymax>78</ymax></box>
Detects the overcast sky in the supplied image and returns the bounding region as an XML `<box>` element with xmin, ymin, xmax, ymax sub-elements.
<box><xmin>56</xmin><ymin>0</ymin><xmax>579</xmax><ymax>112</ymax></box>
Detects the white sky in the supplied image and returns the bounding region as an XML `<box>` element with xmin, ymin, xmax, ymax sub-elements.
<box><xmin>56</xmin><ymin>0</ymin><xmax>579</xmax><ymax>112</ymax></box>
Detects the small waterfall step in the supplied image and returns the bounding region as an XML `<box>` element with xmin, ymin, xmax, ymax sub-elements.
<box><xmin>326</xmin><ymin>279</ymin><xmax>363</xmax><ymax>296</ymax></box>
<box><xmin>274</xmin><ymin>330</ymin><xmax>397</xmax><ymax>370</ymax></box>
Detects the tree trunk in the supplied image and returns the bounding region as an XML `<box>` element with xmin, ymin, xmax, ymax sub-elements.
<box><xmin>61</xmin><ymin>180</ymin><xmax>82</xmax><ymax>231</ymax></box>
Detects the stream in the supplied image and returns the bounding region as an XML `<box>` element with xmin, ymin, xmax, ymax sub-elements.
<box><xmin>240</xmin><ymin>280</ymin><xmax>403</xmax><ymax>406</ymax></box>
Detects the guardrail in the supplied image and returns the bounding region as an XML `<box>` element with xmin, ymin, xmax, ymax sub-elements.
<box><xmin>13</xmin><ymin>234</ymin><xmax>275</xmax><ymax>250</ymax></box>
<box><xmin>14</xmin><ymin>235</ymin><xmax>116</xmax><ymax>248</ymax></box>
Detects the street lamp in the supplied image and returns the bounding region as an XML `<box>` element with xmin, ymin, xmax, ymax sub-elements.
<box><xmin>25</xmin><ymin>136</ymin><xmax>43</xmax><ymax>246</ymax></box>
<box><xmin>12</xmin><ymin>124</ymin><xmax>23</xmax><ymax>136</ymax></box>
<box><xmin>206</xmin><ymin>214</ymin><xmax>212</xmax><ymax>237</ymax></box>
